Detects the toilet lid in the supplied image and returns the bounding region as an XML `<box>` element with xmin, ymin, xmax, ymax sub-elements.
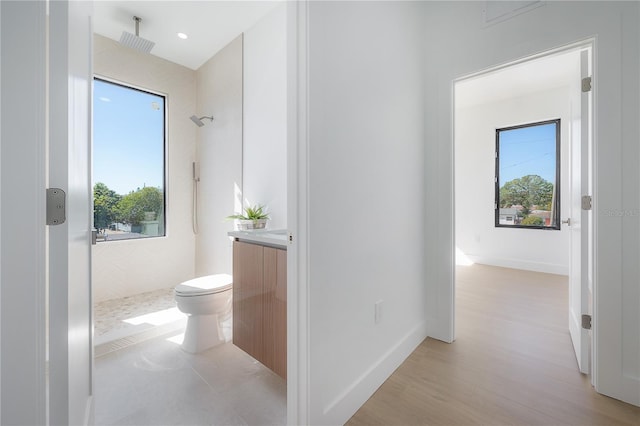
<box><xmin>175</xmin><ymin>274</ymin><xmax>233</xmax><ymax>296</ymax></box>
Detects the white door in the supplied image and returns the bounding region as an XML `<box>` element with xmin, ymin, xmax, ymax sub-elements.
<box><xmin>568</xmin><ymin>48</ymin><xmax>592</xmax><ymax>375</ymax></box>
<box><xmin>48</xmin><ymin>1</ymin><xmax>94</xmax><ymax>424</ymax></box>
<box><xmin>1</xmin><ymin>1</ymin><xmax>49</xmax><ymax>423</ymax></box>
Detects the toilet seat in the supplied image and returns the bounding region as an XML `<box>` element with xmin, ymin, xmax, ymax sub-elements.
<box><xmin>175</xmin><ymin>274</ymin><xmax>232</xmax><ymax>297</ymax></box>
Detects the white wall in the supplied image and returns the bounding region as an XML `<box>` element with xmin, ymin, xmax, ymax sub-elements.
<box><xmin>305</xmin><ymin>2</ymin><xmax>427</xmax><ymax>424</ymax></box>
<box><xmin>92</xmin><ymin>35</ymin><xmax>197</xmax><ymax>302</ymax></box>
<box><xmin>195</xmin><ymin>36</ymin><xmax>243</xmax><ymax>277</ymax></box>
<box><xmin>243</xmin><ymin>4</ymin><xmax>287</xmax><ymax>229</ymax></box>
<box><xmin>456</xmin><ymin>87</ymin><xmax>572</xmax><ymax>275</ymax></box>
<box><xmin>422</xmin><ymin>0</ymin><xmax>640</xmax><ymax>406</ymax></box>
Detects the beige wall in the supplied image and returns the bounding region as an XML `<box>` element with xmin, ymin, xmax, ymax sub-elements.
<box><xmin>243</xmin><ymin>4</ymin><xmax>287</xmax><ymax>229</ymax></box>
<box><xmin>92</xmin><ymin>35</ymin><xmax>197</xmax><ymax>302</ymax></box>
<box><xmin>194</xmin><ymin>35</ymin><xmax>243</xmax><ymax>277</ymax></box>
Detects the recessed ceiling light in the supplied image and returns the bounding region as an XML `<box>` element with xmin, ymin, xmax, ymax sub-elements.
<box><xmin>177</xmin><ymin>32</ymin><xmax>188</xmax><ymax>40</ymax></box>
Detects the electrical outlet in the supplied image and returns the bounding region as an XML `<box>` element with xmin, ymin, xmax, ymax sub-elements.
<box><xmin>374</xmin><ymin>300</ymin><xmax>383</xmax><ymax>324</ymax></box>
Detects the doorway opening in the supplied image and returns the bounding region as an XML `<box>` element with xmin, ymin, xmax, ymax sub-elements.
<box><xmin>453</xmin><ymin>42</ymin><xmax>594</xmax><ymax>376</ymax></box>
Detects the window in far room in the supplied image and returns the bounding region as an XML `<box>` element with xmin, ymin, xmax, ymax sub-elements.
<box><xmin>93</xmin><ymin>77</ymin><xmax>166</xmax><ymax>241</ymax></box>
<box><xmin>495</xmin><ymin>119</ymin><xmax>560</xmax><ymax>230</ymax></box>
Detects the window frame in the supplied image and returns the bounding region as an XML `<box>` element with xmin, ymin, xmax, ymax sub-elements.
<box><xmin>494</xmin><ymin>119</ymin><xmax>561</xmax><ymax>231</ymax></box>
<box><xmin>93</xmin><ymin>76</ymin><xmax>168</xmax><ymax>241</ymax></box>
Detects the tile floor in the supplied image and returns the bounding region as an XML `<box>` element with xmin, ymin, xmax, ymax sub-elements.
<box><xmin>95</xmin><ymin>288</ymin><xmax>177</xmax><ymax>340</ymax></box>
<box><xmin>94</xmin><ymin>290</ymin><xmax>287</xmax><ymax>426</ymax></box>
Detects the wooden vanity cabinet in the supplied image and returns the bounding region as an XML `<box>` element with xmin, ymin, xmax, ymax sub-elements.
<box><xmin>232</xmin><ymin>240</ymin><xmax>287</xmax><ymax>379</ymax></box>
<box><xmin>232</xmin><ymin>241</ymin><xmax>264</xmax><ymax>363</ymax></box>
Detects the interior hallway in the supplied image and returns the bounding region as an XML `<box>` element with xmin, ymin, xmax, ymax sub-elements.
<box><xmin>348</xmin><ymin>264</ymin><xmax>640</xmax><ymax>425</ymax></box>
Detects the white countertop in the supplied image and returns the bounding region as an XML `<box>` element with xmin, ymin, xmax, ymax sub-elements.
<box><xmin>228</xmin><ymin>229</ymin><xmax>288</xmax><ymax>249</ymax></box>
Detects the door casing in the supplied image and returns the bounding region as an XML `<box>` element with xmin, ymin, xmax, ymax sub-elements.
<box><xmin>452</xmin><ymin>39</ymin><xmax>595</xmax><ymax>380</ymax></box>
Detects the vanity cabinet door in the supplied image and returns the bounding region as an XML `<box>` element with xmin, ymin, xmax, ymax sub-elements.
<box><xmin>232</xmin><ymin>241</ymin><xmax>264</xmax><ymax>362</ymax></box>
<box><xmin>263</xmin><ymin>247</ymin><xmax>287</xmax><ymax>379</ymax></box>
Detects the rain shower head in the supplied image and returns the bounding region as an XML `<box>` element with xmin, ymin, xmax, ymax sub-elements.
<box><xmin>120</xmin><ymin>16</ymin><xmax>155</xmax><ymax>54</ymax></box>
<box><xmin>190</xmin><ymin>115</ymin><xmax>214</xmax><ymax>127</ymax></box>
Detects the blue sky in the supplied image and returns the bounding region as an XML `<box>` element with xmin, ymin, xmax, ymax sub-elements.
<box><xmin>498</xmin><ymin>122</ymin><xmax>557</xmax><ymax>186</ymax></box>
<box><xmin>93</xmin><ymin>79</ymin><xmax>165</xmax><ymax>195</ymax></box>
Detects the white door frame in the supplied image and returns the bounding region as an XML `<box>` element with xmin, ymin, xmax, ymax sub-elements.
<box><xmin>286</xmin><ymin>0</ymin><xmax>309</xmax><ymax>424</ymax></box>
<box><xmin>0</xmin><ymin>1</ymin><xmax>94</xmax><ymax>424</ymax></box>
<box><xmin>452</xmin><ymin>39</ymin><xmax>595</xmax><ymax>374</ymax></box>
<box><xmin>48</xmin><ymin>1</ymin><xmax>94</xmax><ymax>424</ymax></box>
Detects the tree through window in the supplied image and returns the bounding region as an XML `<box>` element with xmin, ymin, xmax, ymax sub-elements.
<box><xmin>495</xmin><ymin>119</ymin><xmax>560</xmax><ymax>230</ymax></box>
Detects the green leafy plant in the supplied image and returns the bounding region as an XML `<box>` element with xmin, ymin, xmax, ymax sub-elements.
<box><xmin>521</xmin><ymin>215</ymin><xmax>545</xmax><ymax>226</ymax></box>
<box><xmin>227</xmin><ymin>204</ymin><xmax>270</xmax><ymax>221</ymax></box>
<box><xmin>117</xmin><ymin>186</ymin><xmax>164</xmax><ymax>226</ymax></box>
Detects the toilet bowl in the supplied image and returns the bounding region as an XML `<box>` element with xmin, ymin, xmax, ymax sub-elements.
<box><xmin>174</xmin><ymin>274</ymin><xmax>233</xmax><ymax>353</ymax></box>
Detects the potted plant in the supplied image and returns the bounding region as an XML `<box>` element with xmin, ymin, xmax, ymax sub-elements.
<box><xmin>227</xmin><ymin>204</ymin><xmax>270</xmax><ymax>230</ymax></box>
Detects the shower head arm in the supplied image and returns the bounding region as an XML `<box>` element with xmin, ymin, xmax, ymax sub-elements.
<box><xmin>133</xmin><ymin>16</ymin><xmax>141</xmax><ymax>36</ymax></box>
<box><xmin>189</xmin><ymin>115</ymin><xmax>214</xmax><ymax>127</ymax></box>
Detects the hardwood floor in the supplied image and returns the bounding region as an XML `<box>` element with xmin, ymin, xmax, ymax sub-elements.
<box><xmin>347</xmin><ymin>264</ymin><xmax>640</xmax><ymax>426</ymax></box>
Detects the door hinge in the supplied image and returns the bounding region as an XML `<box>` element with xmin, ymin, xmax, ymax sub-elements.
<box><xmin>46</xmin><ymin>188</ymin><xmax>66</xmax><ymax>226</ymax></box>
<box><xmin>581</xmin><ymin>314</ymin><xmax>592</xmax><ymax>330</ymax></box>
<box><xmin>581</xmin><ymin>195</ymin><xmax>592</xmax><ymax>210</ymax></box>
<box><xmin>582</xmin><ymin>76</ymin><xmax>592</xmax><ymax>93</ymax></box>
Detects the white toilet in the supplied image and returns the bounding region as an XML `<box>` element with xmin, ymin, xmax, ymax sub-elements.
<box><xmin>174</xmin><ymin>273</ymin><xmax>233</xmax><ymax>353</ymax></box>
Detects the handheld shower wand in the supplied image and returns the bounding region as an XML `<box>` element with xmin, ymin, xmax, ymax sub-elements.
<box><xmin>192</xmin><ymin>162</ymin><xmax>200</xmax><ymax>234</ymax></box>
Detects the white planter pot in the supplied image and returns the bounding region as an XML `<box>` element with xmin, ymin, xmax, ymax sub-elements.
<box><xmin>235</xmin><ymin>219</ymin><xmax>267</xmax><ymax>230</ymax></box>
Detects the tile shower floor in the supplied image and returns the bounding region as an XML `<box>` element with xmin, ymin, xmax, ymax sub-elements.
<box><xmin>94</xmin><ymin>289</ymin><xmax>287</xmax><ymax>426</ymax></box>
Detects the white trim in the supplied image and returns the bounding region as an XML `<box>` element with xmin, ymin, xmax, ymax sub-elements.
<box><xmin>453</xmin><ymin>38</ymin><xmax>597</xmax><ymax>85</ymax></box>
<box><xmin>322</xmin><ymin>322</ymin><xmax>427</xmax><ymax>423</ymax></box>
<box><xmin>466</xmin><ymin>256</ymin><xmax>569</xmax><ymax>276</ymax></box>
<box><xmin>84</xmin><ymin>395</ymin><xmax>94</xmax><ymax>426</ymax></box>
<box><xmin>452</xmin><ymin>37</ymin><xmax>596</xmax><ymax>387</ymax></box>
<box><xmin>0</xmin><ymin>2</ymin><xmax>3</xmax><ymax>416</ymax></box>
<box><xmin>286</xmin><ymin>0</ymin><xmax>309</xmax><ymax>424</ymax></box>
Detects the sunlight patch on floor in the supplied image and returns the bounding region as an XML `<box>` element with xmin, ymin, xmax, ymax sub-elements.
<box><xmin>166</xmin><ymin>332</ymin><xmax>185</xmax><ymax>345</ymax></box>
<box><xmin>456</xmin><ymin>247</ymin><xmax>475</xmax><ymax>266</ymax></box>
<box><xmin>123</xmin><ymin>307</ymin><xmax>185</xmax><ymax>326</ymax></box>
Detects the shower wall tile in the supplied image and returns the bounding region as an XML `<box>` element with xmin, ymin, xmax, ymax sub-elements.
<box><xmin>195</xmin><ymin>36</ymin><xmax>243</xmax><ymax>277</ymax></box>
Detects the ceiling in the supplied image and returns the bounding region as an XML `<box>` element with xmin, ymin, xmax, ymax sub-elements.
<box><xmin>456</xmin><ymin>50</ymin><xmax>581</xmax><ymax>108</ymax></box>
<box><xmin>93</xmin><ymin>1</ymin><xmax>281</xmax><ymax>70</ymax></box>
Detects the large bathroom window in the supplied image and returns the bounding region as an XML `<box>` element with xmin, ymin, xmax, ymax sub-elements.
<box><xmin>93</xmin><ymin>78</ymin><xmax>166</xmax><ymax>241</ymax></box>
<box><xmin>495</xmin><ymin>119</ymin><xmax>561</xmax><ymax>230</ymax></box>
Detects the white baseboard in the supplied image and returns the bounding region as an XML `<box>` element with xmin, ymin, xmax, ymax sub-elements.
<box><xmin>320</xmin><ymin>321</ymin><xmax>428</xmax><ymax>425</ymax></box>
<box><xmin>467</xmin><ymin>255</ymin><xmax>568</xmax><ymax>275</ymax></box>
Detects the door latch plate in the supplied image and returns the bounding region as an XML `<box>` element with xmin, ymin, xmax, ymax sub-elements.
<box><xmin>46</xmin><ymin>188</ymin><xmax>66</xmax><ymax>226</ymax></box>
<box><xmin>581</xmin><ymin>314</ymin><xmax>592</xmax><ymax>330</ymax></box>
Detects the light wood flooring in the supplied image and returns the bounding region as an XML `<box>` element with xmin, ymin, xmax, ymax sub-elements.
<box><xmin>347</xmin><ymin>264</ymin><xmax>640</xmax><ymax>426</ymax></box>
